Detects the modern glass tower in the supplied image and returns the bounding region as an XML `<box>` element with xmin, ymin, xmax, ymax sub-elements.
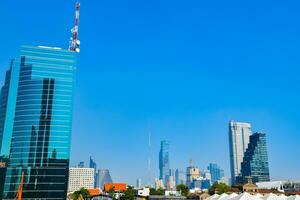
<box><xmin>89</xmin><ymin>156</ymin><xmax>97</xmax><ymax>187</ymax></box>
<box><xmin>208</xmin><ymin>163</ymin><xmax>224</xmax><ymax>184</ymax></box>
<box><xmin>1</xmin><ymin>45</ymin><xmax>77</xmax><ymax>199</ymax></box>
<box><xmin>97</xmin><ymin>169</ymin><xmax>113</xmax><ymax>189</ymax></box>
<box><xmin>159</xmin><ymin>140</ymin><xmax>170</xmax><ymax>187</ymax></box>
<box><xmin>0</xmin><ymin>60</ymin><xmax>21</xmax><ymax>199</ymax></box>
<box><xmin>240</xmin><ymin>132</ymin><xmax>270</xmax><ymax>183</ymax></box>
<box><xmin>228</xmin><ymin>120</ymin><xmax>251</xmax><ymax>185</ymax></box>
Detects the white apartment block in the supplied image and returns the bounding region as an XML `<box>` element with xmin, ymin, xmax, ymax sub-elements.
<box><xmin>68</xmin><ymin>167</ymin><xmax>95</xmax><ymax>192</ymax></box>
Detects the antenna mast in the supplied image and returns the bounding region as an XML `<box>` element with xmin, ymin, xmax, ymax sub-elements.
<box><xmin>69</xmin><ymin>1</ymin><xmax>81</xmax><ymax>52</ymax></box>
<box><xmin>148</xmin><ymin>128</ymin><xmax>151</xmax><ymax>186</ymax></box>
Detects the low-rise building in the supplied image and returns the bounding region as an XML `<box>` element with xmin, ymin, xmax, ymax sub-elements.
<box><xmin>149</xmin><ymin>195</ymin><xmax>186</xmax><ymax>200</ymax></box>
<box><xmin>256</xmin><ymin>181</ymin><xmax>300</xmax><ymax>193</ymax></box>
<box><xmin>68</xmin><ymin>167</ymin><xmax>95</xmax><ymax>193</ymax></box>
<box><xmin>137</xmin><ymin>188</ymin><xmax>150</xmax><ymax>197</ymax></box>
<box><xmin>104</xmin><ymin>183</ymin><xmax>127</xmax><ymax>192</ymax></box>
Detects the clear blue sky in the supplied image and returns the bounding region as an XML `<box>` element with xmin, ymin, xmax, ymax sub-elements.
<box><xmin>0</xmin><ymin>0</ymin><xmax>300</xmax><ymax>185</ymax></box>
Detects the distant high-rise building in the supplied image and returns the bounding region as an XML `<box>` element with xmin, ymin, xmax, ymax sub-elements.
<box><xmin>203</xmin><ymin>169</ymin><xmax>212</xmax><ymax>182</ymax></box>
<box><xmin>97</xmin><ymin>169</ymin><xmax>113</xmax><ymax>189</ymax></box>
<box><xmin>192</xmin><ymin>177</ymin><xmax>211</xmax><ymax>190</ymax></box>
<box><xmin>175</xmin><ymin>169</ymin><xmax>186</xmax><ymax>186</ymax></box>
<box><xmin>68</xmin><ymin>168</ymin><xmax>95</xmax><ymax>192</ymax></box>
<box><xmin>186</xmin><ymin>160</ymin><xmax>200</xmax><ymax>188</ymax></box>
<box><xmin>208</xmin><ymin>163</ymin><xmax>224</xmax><ymax>183</ymax></box>
<box><xmin>239</xmin><ymin>132</ymin><xmax>270</xmax><ymax>183</ymax></box>
<box><xmin>167</xmin><ymin>169</ymin><xmax>176</xmax><ymax>190</ymax></box>
<box><xmin>0</xmin><ymin>60</ymin><xmax>20</xmax><ymax>199</ymax></box>
<box><xmin>228</xmin><ymin>120</ymin><xmax>251</xmax><ymax>185</ymax></box>
<box><xmin>155</xmin><ymin>179</ymin><xmax>164</xmax><ymax>189</ymax></box>
<box><xmin>1</xmin><ymin>45</ymin><xmax>77</xmax><ymax>199</ymax></box>
<box><xmin>159</xmin><ymin>140</ymin><xmax>170</xmax><ymax>186</ymax></box>
<box><xmin>89</xmin><ymin>156</ymin><xmax>97</xmax><ymax>170</ymax></box>
<box><xmin>167</xmin><ymin>175</ymin><xmax>176</xmax><ymax>191</ymax></box>
<box><xmin>89</xmin><ymin>156</ymin><xmax>97</xmax><ymax>187</ymax></box>
<box><xmin>78</xmin><ymin>161</ymin><xmax>85</xmax><ymax>168</ymax></box>
<box><xmin>136</xmin><ymin>178</ymin><xmax>142</xmax><ymax>189</ymax></box>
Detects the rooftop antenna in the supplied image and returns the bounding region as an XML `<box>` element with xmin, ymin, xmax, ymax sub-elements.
<box><xmin>69</xmin><ymin>1</ymin><xmax>81</xmax><ymax>52</ymax></box>
<box><xmin>189</xmin><ymin>159</ymin><xmax>193</xmax><ymax>167</ymax></box>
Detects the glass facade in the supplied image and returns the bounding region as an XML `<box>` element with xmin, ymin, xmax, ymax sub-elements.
<box><xmin>240</xmin><ymin>132</ymin><xmax>270</xmax><ymax>183</ymax></box>
<box><xmin>97</xmin><ymin>169</ymin><xmax>113</xmax><ymax>189</ymax></box>
<box><xmin>2</xmin><ymin>45</ymin><xmax>76</xmax><ymax>199</ymax></box>
<box><xmin>0</xmin><ymin>60</ymin><xmax>21</xmax><ymax>199</ymax></box>
<box><xmin>159</xmin><ymin>140</ymin><xmax>170</xmax><ymax>186</ymax></box>
<box><xmin>89</xmin><ymin>156</ymin><xmax>97</xmax><ymax>187</ymax></box>
<box><xmin>228</xmin><ymin>120</ymin><xmax>251</xmax><ymax>185</ymax></box>
<box><xmin>208</xmin><ymin>163</ymin><xmax>224</xmax><ymax>184</ymax></box>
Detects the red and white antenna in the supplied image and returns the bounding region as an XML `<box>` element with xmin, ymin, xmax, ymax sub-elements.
<box><xmin>69</xmin><ymin>1</ymin><xmax>81</xmax><ymax>52</ymax></box>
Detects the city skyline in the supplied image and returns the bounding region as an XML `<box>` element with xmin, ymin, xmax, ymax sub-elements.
<box><xmin>1</xmin><ymin>0</ymin><xmax>300</xmax><ymax>186</ymax></box>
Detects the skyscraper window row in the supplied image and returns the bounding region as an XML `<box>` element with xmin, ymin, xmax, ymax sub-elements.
<box><xmin>15</xmin><ymin>93</ymin><xmax>73</xmax><ymax>98</ymax></box>
<box><xmin>20</xmin><ymin>61</ymin><xmax>76</xmax><ymax>70</ymax></box>
<box><xmin>14</xmin><ymin>118</ymin><xmax>71</xmax><ymax>123</ymax></box>
<box><xmin>13</xmin><ymin>124</ymin><xmax>71</xmax><ymax>129</ymax></box>
<box><xmin>29</xmin><ymin>69</ymin><xmax>74</xmax><ymax>76</ymax></box>
<box><xmin>5</xmin><ymin>181</ymin><xmax>67</xmax><ymax>185</ymax></box>
<box><xmin>11</xmin><ymin>135</ymin><xmax>68</xmax><ymax>139</ymax></box>
<box><xmin>18</xmin><ymin>83</ymin><xmax>73</xmax><ymax>89</ymax></box>
<box><xmin>17</xmin><ymin>95</ymin><xmax>72</xmax><ymax>103</ymax></box>
<box><xmin>12</xmin><ymin>140</ymin><xmax>68</xmax><ymax>146</ymax></box>
<box><xmin>19</xmin><ymin>70</ymin><xmax>74</xmax><ymax>79</ymax></box>
<box><xmin>17</xmin><ymin>74</ymin><xmax>74</xmax><ymax>81</ymax></box>
<box><xmin>16</xmin><ymin>99</ymin><xmax>72</xmax><ymax>104</ymax></box>
<box><xmin>12</xmin><ymin>122</ymin><xmax>71</xmax><ymax>129</ymax></box>
<box><xmin>10</xmin><ymin>140</ymin><xmax>70</xmax><ymax>146</ymax></box>
<box><xmin>13</xmin><ymin>123</ymin><xmax>71</xmax><ymax>127</ymax></box>
<box><xmin>11</xmin><ymin>140</ymin><xmax>69</xmax><ymax>145</ymax></box>
<box><xmin>15</xmin><ymin>105</ymin><xmax>71</xmax><ymax>110</ymax></box>
<box><xmin>16</xmin><ymin>88</ymin><xmax>73</xmax><ymax>93</ymax></box>
<box><xmin>20</xmin><ymin>49</ymin><xmax>75</xmax><ymax>59</ymax></box>
<box><xmin>12</xmin><ymin>130</ymin><xmax>70</xmax><ymax>134</ymax></box>
<box><xmin>14</xmin><ymin>109</ymin><xmax>71</xmax><ymax>114</ymax></box>
<box><xmin>20</xmin><ymin>49</ymin><xmax>76</xmax><ymax>59</ymax></box>
<box><xmin>18</xmin><ymin>67</ymin><xmax>74</xmax><ymax>75</ymax></box>
<box><xmin>18</xmin><ymin>79</ymin><xmax>74</xmax><ymax>85</ymax></box>
<box><xmin>22</xmin><ymin>54</ymin><xmax>76</xmax><ymax>63</ymax></box>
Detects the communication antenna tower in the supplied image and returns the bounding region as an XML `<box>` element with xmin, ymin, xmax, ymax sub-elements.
<box><xmin>147</xmin><ymin>128</ymin><xmax>152</xmax><ymax>187</ymax></box>
<box><xmin>69</xmin><ymin>1</ymin><xmax>81</xmax><ymax>52</ymax></box>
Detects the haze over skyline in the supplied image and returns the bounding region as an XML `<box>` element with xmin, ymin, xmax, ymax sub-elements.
<box><xmin>0</xmin><ymin>0</ymin><xmax>300</xmax><ymax>185</ymax></box>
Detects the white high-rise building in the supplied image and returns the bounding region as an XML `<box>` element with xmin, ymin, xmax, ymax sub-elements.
<box><xmin>186</xmin><ymin>160</ymin><xmax>200</xmax><ymax>188</ymax></box>
<box><xmin>136</xmin><ymin>178</ymin><xmax>142</xmax><ymax>189</ymax></box>
<box><xmin>228</xmin><ymin>120</ymin><xmax>251</xmax><ymax>185</ymax></box>
<box><xmin>68</xmin><ymin>168</ymin><xmax>95</xmax><ymax>193</ymax></box>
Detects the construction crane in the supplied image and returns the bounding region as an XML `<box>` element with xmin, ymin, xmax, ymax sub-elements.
<box><xmin>15</xmin><ymin>172</ymin><xmax>24</xmax><ymax>200</ymax></box>
<box><xmin>69</xmin><ymin>1</ymin><xmax>81</xmax><ymax>52</ymax></box>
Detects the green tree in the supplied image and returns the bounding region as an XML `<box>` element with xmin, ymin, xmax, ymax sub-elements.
<box><xmin>150</xmin><ymin>188</ymin><xmax>165</xmax><ymax>195</ymax></box>
<box><xmin>107</xmin><ymin>186</ymin><xmax>118</xmax><ymax>200</ymax></box>
<box><xmin>176</xmin><ymin>184</ymin><xmax>189</xmax><ymax>196</ymax></box>
<box><xmin>121</xmin><ymin>186</ymin><xmax>137</xmax><ymax>200</ymax></box>
<box><xmin>209</xmin><ymin>183</ymin><xmax>230</xmax><ymax>195</ymax></box>
<box><xmin>72</xmin><ymin>187</ymin><xmax>90</xmax><ymax>200</ymax></box>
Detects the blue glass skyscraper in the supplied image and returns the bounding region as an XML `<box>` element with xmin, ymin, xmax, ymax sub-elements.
<box><xmin>0</xmin><ymin>59</ymin><xmax>21</xmax><ymax>199</ymax></box>
<box><xmin>240</xmin><ymin>132</ymin><xmax>270</xmax><ymax>183</ymax></box>
<box><xmin>159</xmin><ymin>140</ymin><xmax>170</xmax><ymax>186</ymax></box>
<box><xmin>208</xmin><ymin>163</ymin><xmax>224</xmax><ymax>184</ymax></box>
<box><xmin>89</xmin><ymin>156</ymin><xmax>98</xmax><ymax>187</ymax></box>
<box><xmin>1</xmin><ymin>45</ymin><xmax>77</xmax><ymax>199</ymax></box>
